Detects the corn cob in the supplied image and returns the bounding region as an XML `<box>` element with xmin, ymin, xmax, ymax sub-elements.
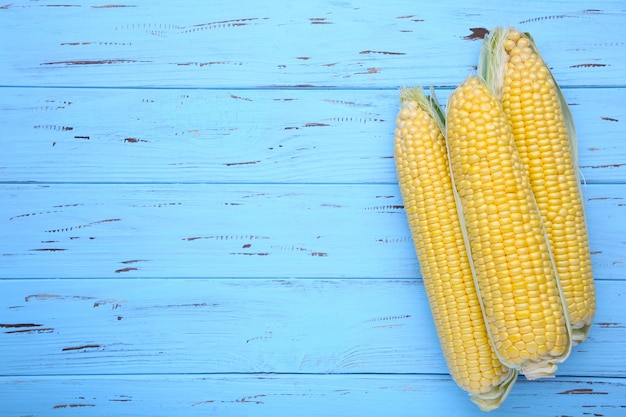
<box><xmin>479</xmin><ymin>27</ymin><xmax>595</xmax><ymax>344</ymax></box>
<box><xmin>394</xmin><ymin>87</ymin><xmax>517</xmax><ymax>410</ymax></box>
<box><xmin>445</xmin><ymin>76</ymin><xmax>572</xmax><ymax>379</ymax></box>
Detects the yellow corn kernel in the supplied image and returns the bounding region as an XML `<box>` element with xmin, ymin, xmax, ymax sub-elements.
<box><xmin>446</xmin><ymin>76</ymin><xmax>572</xmax><ymax>379</ymax></box>
<box><xmin>394</xmin><ymin>87</ymin><xmax>516</xmax><ymax>410</ymax></box>
<box><xmin>480</xmin><ymin>27</ymin><xmax>596</xmax><ymax>344</ymax></box>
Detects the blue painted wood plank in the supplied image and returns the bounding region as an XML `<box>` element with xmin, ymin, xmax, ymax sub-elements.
<box><xmin>2</xmin><ymin>374</ymin><xmax>626</xmax><ymax>417</ymax></box>
<box><xmin>1</xmin><ymin>87</ymin><xmax>624</xmax><ymax>184</ymax></box>
<box><xmin>1</xmin><ymin>1</ymin><xmax>624</xmax><ymax>88</ymax></box>
<box><xmin>0</xmin><ymin>278</ymin><xmax>622</xmax><ymax>377</ymax></box>
<box><xmin>0</xmin><ymin>183</ymin><xmax>623</xmax><ymax>279</ymax></box>
<box><xmin>1</xmin><ymin>0</ymin><xmax>624</xmax><ymax>415</ymax></box>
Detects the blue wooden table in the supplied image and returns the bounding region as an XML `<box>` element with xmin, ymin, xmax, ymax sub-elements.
<box><xmin>1</xmin><ymin>1</ymin><xmax>625</xmax><ymax>415</ymax></box>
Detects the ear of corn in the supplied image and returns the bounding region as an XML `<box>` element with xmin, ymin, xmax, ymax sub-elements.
<box><xmin>479</xmin><ymin>27</ymin><xmax>596</xmax><ymax>344</ymax></box>
<box><xmin>394</xmin><ymin>86</ymin><xmax>517</xmax><ymax>410</ymax></box>
<box><xmin>445</xmin><ymin>76</ymin><xmax>572</xmax><ymax>379</ymax></box>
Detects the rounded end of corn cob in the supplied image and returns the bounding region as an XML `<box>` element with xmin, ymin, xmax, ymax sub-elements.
<box><xmin>469</xmin><ymin>368</ymin><xmax>518</xmax><ymax>412</ymax></box>
<box><xmin>572</xmin><ymin>323</ymin><xmax>593</xmax><ymax>345</ymax></box>
<box><xmin>519</xmin><ymin>361</ymin><xmax>558</xmax><ymax>380</ymax></box>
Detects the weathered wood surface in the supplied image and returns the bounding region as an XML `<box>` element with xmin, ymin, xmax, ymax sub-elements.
<box><xmin>1</xmin><ymin>0</ymin><xmax>625</xmax><ymax>416</ymax></box>
<box><xmin>1</xmin><ymin>1</ymin><xmax>625</xmax><ymax>88</ymax></box>
<box><xmin>2</xmin><ymin>87</ymin><xmax>624</xmax><ymax>184</ymax></box>
<box><xmin>1</xmin><ymin>184</ymin><xmax>624</xmax><ymax>279</ymax></box>
<box><xmin>0</xmin><ymin>279</ymin><xmax>624</xmax><ymax>377</ymax></box>
<box><xmin>2</xmin><ymin>375</ymin><xmax>626</xmax><ymax>417</ymax></box>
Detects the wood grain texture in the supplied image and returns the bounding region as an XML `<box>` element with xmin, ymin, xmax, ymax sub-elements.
<box><xmin>0</xmin><ymin>279</ymin><xmax>624</xmax><ymax>378</ymax></box>
<box><xmin>1</xmin><ymin>1</ymin><xmax>625</xmax><ymax>88</ymax></box>
<box><xmin>1</xmin><ymin>0</ymin><xmax>625</xmax><ymax>415</ymax></box>
<box><xmin>1</xmin><ymin>184</ymin><xmax>624</xmax><ymax>279</ymax></box>
<box><xmin>1</xmin><ymin>87</ymin><xmax>624</xmax><ymax>184</ymax></box>
<box><xmin>2</xmin><ymin>374</ymin><xmax>626</xmax><ymax>417</ymax></box>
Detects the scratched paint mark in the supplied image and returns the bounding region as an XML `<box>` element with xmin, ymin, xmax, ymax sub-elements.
<box><xmin>519</xmin><ymin>14</ymin><xmax>569</xmax><ymax>24</ymax></box>
<box><xmin>570</xmin><ymin>63</ymin><xmax>608</xmax><ymax>68</ymax></box>
<box><xmin>170</xmin><ymin>61</ymin><xmax>243</xmax><ymax>67</ymax></box>
<box><xmin>558</xmin><ymin>388</ymin><xmax>608</xmax><ymax>395</ymax></box>
<box><xmin>129</xmin><ymin>202</ymin><xmax>181</xmax><ymax>208</ymax></box>
<box><xmin>365</xmin><ymin>314</ymin><xmax>412</xmax><ymax>323</ymax></box>
<box><xmin>365</xmin><ymin>205</ymin><xmax>404</xmax><ymax>212</ymax></box>
<box><xmin>10</xmin><ymin>209</ymin><xmax>65</xmax><ymax>221</ymax></box>
<box><xmin>138</xmin><ymin>302</ymin><xmax>219</xmax><ymax>310</ymax></box>
<box><xmin>184</xmin><ymin>235</ymin><xmax>269</xmax><ymax>241</ymax></box>
<box><xmin>463</xmin><ymin>27</ymin><xmax>489</xmax><ymax>40</ymax></box>
<box><xmin>323</xmin><ymin>99</ymin><xmax>371</xmax><ymax>107</ymax></box>
<box><xmin>115</xmin><ymin>22</ymin><xmax>185</xmax><ymax>31</ymax></box>
<box><xmin>580</xmin><ymin>163</ymin><xmax>626</xmax><ymax>169</ymax></box>
<box><xmin>9</xmin><ymin>204</ymin><xmax>83</xmax><ymax>221</ymax></box>
<box><xmin>601</xmin><ymin>116</ymin><xmax>619</xmax><ymax>122</ymax></box>
<box><xmin>53</xmin><ymin>404</ymin><xmax>96</xmax><ymax>409</ymax></box>
<box><xmin>224</xmin><ymin>160</ymin><xmax>260</xmax><ymax>166</ymax></box>
<box><xmin>181</xmin><ymin>17</ymin><xmax>269</xmax><ymax>33</ymax></box>
<box><xmin>596</xmin><ymin>322</ymin><xmax>626</xmax><ymax>328</ymax></box>
<box><xmin>310</xmin><ymin>17</ymin><xmax>332</xmax><ymax>24</ymax></box>
<box><xmin>45</xmin><ymin>99</ymin><xmax>73</xmax><ymax>105</ymax></box>
<box><xmin>230</xmin><ymin>94</ymin><xmax>253</xmax><ymax>101</ymax></box>
<box><xmin>62</xmin><ymin>344</ymin><xmax>103</xmax><ymax>352</ymax></box>
<box><xmin>5</xmin><ymin>327</ymin><xmax>55</xmax><ymax>334</ymax></box>
<box><xmin>0</xmin><ymin>323</ymin><xmax>43</xmax><ymax>328</ymax></box>
<box><xmin>193</xmin><ymin>395</ymin><xmax>266</xmax><ymax>406</ymax></box>
<box><xmin>238</xmin><ymin>395</ymin><xmax>268</xmax><ymax>404</ymax></box>
<box><xmin>33</xmin><ymin>124</ymin><xmax>73</xmax><ymax>131</ymax></box>
<box><xmin>45</xmin><ymin>218</ymin><xmax>121</xmax><ymax>233</ymax></box>
<box><xmin>311</xmin><ymin>252</ymin><xmax>328</xmax><ymax>257</ymax></box>
<box><xmin>304</xmin><ymin>122</ymin><xmax>330</xmax><ymax>127</ymax></box>
<box><xmin>230</xmin><ymin>252</ymin><xmax>270</xmax><ymax>256</ymax></box>
<box><xmin>324</xmin><ymin>116</ymin><xmax>385</xmax><ymax>123</ymax></box>
<box><xmin>109</xmin><ymin>395</ymin><xmax>133</xmax><ymax>402</ymax></box>
<box><xmin>355</xmin><ymin>67</ymin><xmax>381</xmax><ymax>75</ymax></box>
<box><xmin>246</xmin><ymin>331</ymin><xmax>273</xmax><ymax>343</ymax></box>
<box><xmin>376</xmin><ymin>236</ymin><xmax>411</xmax><ymax>244</ymax></box>
<box><xmin>52</xmin><ymin>202</ymin><xmax>82</xmax><ymax>208</ymax></box>
<box><xmin>192</xmin><ymin>400</ymin><xmax>216</xmax><ymax>406</ymax></box>
<box><xmin>25</xmin><ymin>294</ymin><xmax>95</xmax><ymax>302</ymax></box>
<box><xmin>396</xmin><ymin>15</ymin><xmax>424</xmax><ymax>22</ymax></box>
<box><xmin>115</xmin><ymin>267</ymin><xmax>138</xmax><ymax>273</ymax></box>
<box><xmin>30</xmin><ymin>248</ymin><xmax>67</xmax><ymax>252</ymax></box>
<box><xmin>120</xmin><ymin>259</ymin><xmax>150</xmax><ymax>264</ymax></box>
<box><xmin>93</xmin><ymin>299</ymin><xmax>125</xmax><ymax>308</ymax></box>
<box><xmin>42</xmin><ymin>59</ymin><xmax>148</xmax><ymax>65</ymax></box>
<box><xmin>92</xmin><ymin>4</ymin><xmax>136</xmax><ymax>8</ymax></box>
<box><xmin>359</xmin><ymin>50</ymin><xmax>406</xmax><ymax>55</ymax></box>
<box><xmin>270</xmin><ymin>245</ymin><xmax>308</xmax><ymax>252</ymax></box>
<box><xmin>124</xmin><ymin>137</ymin><xmax>149</xmax><ymax>143</ymax></box>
